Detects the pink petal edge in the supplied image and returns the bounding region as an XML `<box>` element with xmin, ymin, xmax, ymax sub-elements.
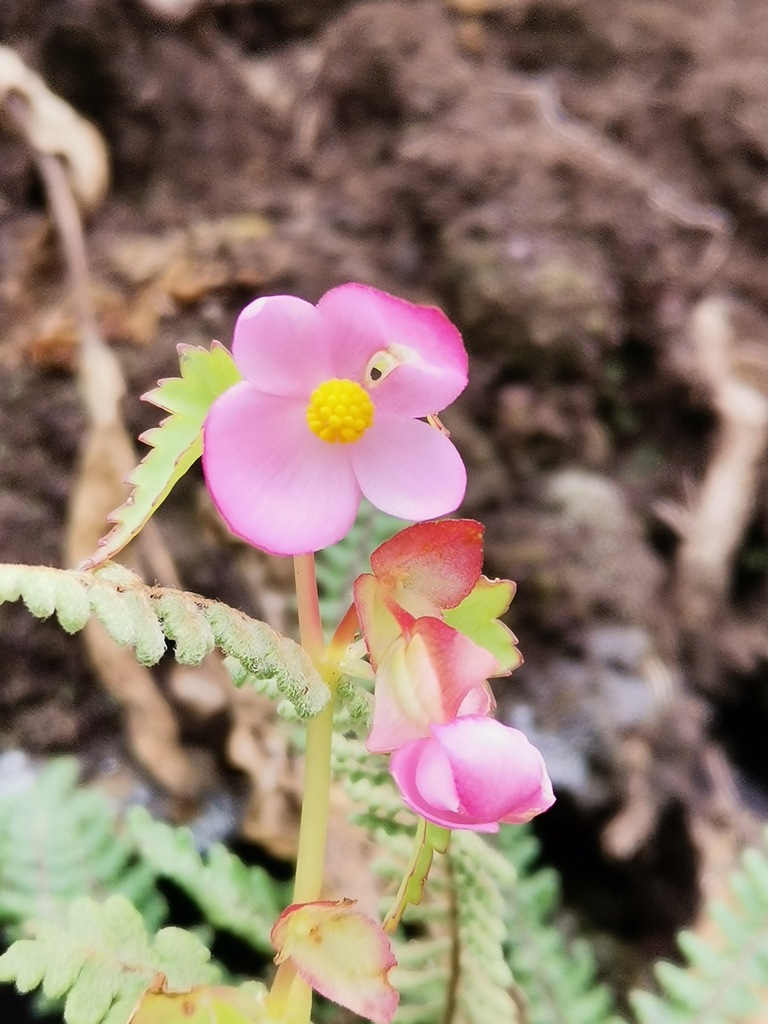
<box><xmin>318</xmin><ymin>283</ymin><xmax>468</xmax><ymax>417</ymax></box>
<box><xmin>350</xmin><ymin>415</ymin><xmax>466</xmax><ymax>523</ymax></box>
<box><xmin>231</xmin><ymin>294</ymin><xmax>335</xmax><ymax>398</ymax></box>
<box><xmin>369</xmin><ymin>519</ymin><xmax>485</xmax><ymax>611</ymax></box>
<box><xmin>203</xmin><ymin>383</ymin><xmax>361</xmax><ymax>555</ymax></box>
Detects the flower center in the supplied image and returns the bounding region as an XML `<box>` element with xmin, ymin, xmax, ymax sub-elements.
<box><xmin>306</xmin><ymin>378</ymin><xmax>374</xmax><ymax>444</ymax></box>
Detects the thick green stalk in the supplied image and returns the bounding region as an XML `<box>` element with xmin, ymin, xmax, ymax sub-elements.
<box><xmin>267</xmin><ymin>554</ymin><xmax>335</xmax><ymax>1023</ymax></box>
<box><xmin>292</xmin><ymin>553</ymin><xmax>334</xmax><ymax>904</ymax></box>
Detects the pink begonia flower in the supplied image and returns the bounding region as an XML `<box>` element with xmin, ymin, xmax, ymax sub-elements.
<box><xmin>271</xmin><ymin>899</ymin><xmax>398</xmax><ymax>1024</ymax></box>
<box><xmin>203</xmin><ymin>284</ymin><xmax>468</xmax><ymax>556</ymax></box>
<box><xmin>365</xmin><ymin>614</ymin><xmax>498</xmax><ymax>753</ymax></box>
<box><xmin>355</xmin><ymin>519</ymin><xmax>521</xmax><ymax>677</ymax></box>
<box><xmin>390</xmin><ymin>716</ymin><xmax>555</xmax><ymax>833</ymax></box>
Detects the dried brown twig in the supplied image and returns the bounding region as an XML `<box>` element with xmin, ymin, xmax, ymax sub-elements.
<box><xmin>675</xmin><ymin>297</ymin><xmax>768</xmax><ymax>637</ymax></box>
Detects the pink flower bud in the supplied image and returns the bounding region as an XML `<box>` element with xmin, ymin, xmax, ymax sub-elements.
<box><xmin>389</xmin><ymin>716</ymin><xmax>555</xmax><ymax>833</ymax></box>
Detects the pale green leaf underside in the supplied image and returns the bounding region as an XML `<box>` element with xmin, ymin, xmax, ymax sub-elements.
<box><xmin>0</xmin><ymin>562</ymin><xmax>329</xmax><ymax>717</ymax></box>
<box><xmin>86</xmin><ymin>343</ymin><xmax>242</xmax><ymax>569</ymax></box>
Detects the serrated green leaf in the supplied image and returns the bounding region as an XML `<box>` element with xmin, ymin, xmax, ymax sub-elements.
<box><xmin>65</xmin><ymin>957</ymin><xmax>119</xmax><ymax>1024</ymax></box>
<box><xmin>151</xmin><ymin>929</ymin><xmax>218</xmax><ymax>990</ymax></box>
<box><xmin>41</xmin><ymin>943</ymin><xmax>86</xmax><ymax>1000</ymax></box>
<box><xmin>86</xmin><ymin>343</ymin><xmax>241</xmax><ymax>569</ymax></box>
<box><xmin>0</xmin><ymin>895</ymin><xmax>218</xmax><ymax>1024</ymax></box>
<box><xmin>742</xmin><ymin>847</ymin><xmax>768</xmax><ymax>899</ymax></box>
<box><xmin>443</xmin><ymin>576</ymin><xmax>522</xmax><ymax>674</ymax></box>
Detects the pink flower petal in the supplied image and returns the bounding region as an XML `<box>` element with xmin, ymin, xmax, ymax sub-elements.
<box><xmin>390</xmin><ymin>718</ymin><xmax>555</xmax><ymax>832</ymax></box>
<box><xmin>456</xmin><ymin>684</ymin><xmax>494</xmax><ymax>717</ymax></box>
<box><xmin>232</xmin><ymin>295</ymin><xmax>334</xmax><ymax>398</ymax></box>
<box><xmin>318</xmin><ymin>284</ymin><xmax>468</xmax><ymax>416</ymax></box>
<box><xmin>366</xmin><ymin>619</ymin><xmax>498</xmax><ymax>753</ymax></box>
<box><xmin>354</xmin><ymin>574</ymin><xmax>413</xmax><ymax>670</ymax></box>
<box><xmin>369</xmin><ymin>520</ymin><xmax>485</xmax><ymax>611</ymax></box>
<box><xmin>435</xmin><ymin>717</ymin><xmax>555</xmax><ymax>824</ymax></box>
<box><xmin>390</xmin><ymin>737</ymin><xmax>499</xmax><ymax>833</ymax></box>
<box><xmin>350</xmin><ymin>416</ymin><xmax>466</xmax><ymax>522</ymax></box>
<box><xmin>414</xmin><ymin>739</ymin><xmax>460</xmax><ymax>812</ymax></box>
<box><xmin>203</xmin><ymin>382</ymin><xmax>361</xmax><ymax>555</ymax></box>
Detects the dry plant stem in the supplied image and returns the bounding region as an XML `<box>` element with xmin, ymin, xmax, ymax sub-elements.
<box><xmin>676</xmin><ymin>298</ymin><xmax>768</xmax><ymax>631</ymax></box>
<box><xmin>9</xmin><ymin>94</ymin><xmax>179</xmax><ymax>586</ymax></box>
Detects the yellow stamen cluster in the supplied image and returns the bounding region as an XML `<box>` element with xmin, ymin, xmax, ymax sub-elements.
<box><xmin>306</xmin><ymin>378</ymin><xmax>374</xmax><ymax>444</ymax></box>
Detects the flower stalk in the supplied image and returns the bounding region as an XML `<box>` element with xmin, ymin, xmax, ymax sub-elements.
<box><xmin>292</xmin><ymin>553</ymin><xmax>335</xmax><ymax>905</ymax></box>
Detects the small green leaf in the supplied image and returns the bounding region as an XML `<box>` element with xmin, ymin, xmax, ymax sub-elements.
<box><xmin>86</xmin><ymin>343</ymin><xmax>241</xmax><ymax>569</ymax></box>
<box><xmin>443</xmin><ymin>576</ymin><xmax>522</xmax><ymax>675</ymax></box>
<box><xmin>383</xmin><ymin>818</ymin><xmax>450</xmax><ymax>933</ymax></box>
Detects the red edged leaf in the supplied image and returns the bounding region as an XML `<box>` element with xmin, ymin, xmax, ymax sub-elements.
<box><xmin>369</xmin><ymin>520</ymin><xmax>484</xmax><ymax>612</ymax></box>
<box><xmin>271</xmin><ymin>900</ymin><xmax>398</xmax><ymax>1024</ymax></box>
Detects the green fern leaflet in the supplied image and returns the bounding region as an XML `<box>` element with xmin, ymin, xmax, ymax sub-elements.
<box><xmin>631</xmin><ymin>828</ymin><xmax>768</xmax><ymax>1024</ymax></box>
<box><xmin>0</xmin><ymin>562</ymin><xmax>329</xmax><ymax>717</ymax></box>
<box><xmin>0</xmin><ymin>895</ymin><xmax>219</xmax><ymax>1024</ymax></box>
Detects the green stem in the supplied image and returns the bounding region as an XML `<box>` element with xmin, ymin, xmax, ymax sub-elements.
<box><xmin>267</xmin><ymin>555</ymin><xmax>335</xmax><ymax>1022</ymax></box>
<box><xmin>383</xmin><ymin>816</ymin><xmax>428</xmax><ymax>933</ymax></box>
<box><xmin>292</xmin><ymin>553</ymin><xmax>334</xmax><ymax>905</ymax></box>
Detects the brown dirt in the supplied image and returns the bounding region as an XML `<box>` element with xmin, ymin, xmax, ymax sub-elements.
<box><xmin>3</xmin><ymin>0</ymin><xmax>768</xmax><ymax>990</ymax></box>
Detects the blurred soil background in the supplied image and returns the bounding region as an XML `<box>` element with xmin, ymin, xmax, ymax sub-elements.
<box><xmin>2</xmin><ymin>0</ymin><xmax>768</xmax><ymax>1012</ymax></box>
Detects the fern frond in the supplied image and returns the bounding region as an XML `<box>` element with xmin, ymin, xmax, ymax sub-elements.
<box><xmin>85</xmin><ymin>343</ymin><xmax>242</xmax><ymax>569</ymax></box>
<box><xmin>126</xmin><ymin>806</ymin><xmax>283</xmax><ymax>954</ymax></box>
<box><xmin>0</xmin><ymin>895</ymin><xmax>218</xmax><ymax>1024</ymax></box>
<box><xmin>0</xmin><ymin>759</ymin><xmax>165</xmax><ymax>937</ymax></box>
<box><xmin>630</xmin><ymin>829</ymin><xmax>768</xmax><ymax>1024</ymax></box>
<box><xmin>496</xmin><ymin>824</ymin><xmax>621</xmax><ymax>1024</ymax></box>
<box><xmin>0</xmin><ymin>563</ymin><xmax>329</xmax><ymax>717</ymax></box>
<box><xmin>334</xmin><ymin>675</ymin><xmax>373</xmax><ymax>734</ymax></box>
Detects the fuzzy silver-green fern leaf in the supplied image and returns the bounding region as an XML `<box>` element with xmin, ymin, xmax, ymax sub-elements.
<box><xmin>0</xmin><ymin>562</ymin><xmax>329</xmax><ymax>717</ymax></box>
<box><xmin>496</xmin><ymin>824</ymin><xmax>621</xmax><ymax>1024</ymax></box>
